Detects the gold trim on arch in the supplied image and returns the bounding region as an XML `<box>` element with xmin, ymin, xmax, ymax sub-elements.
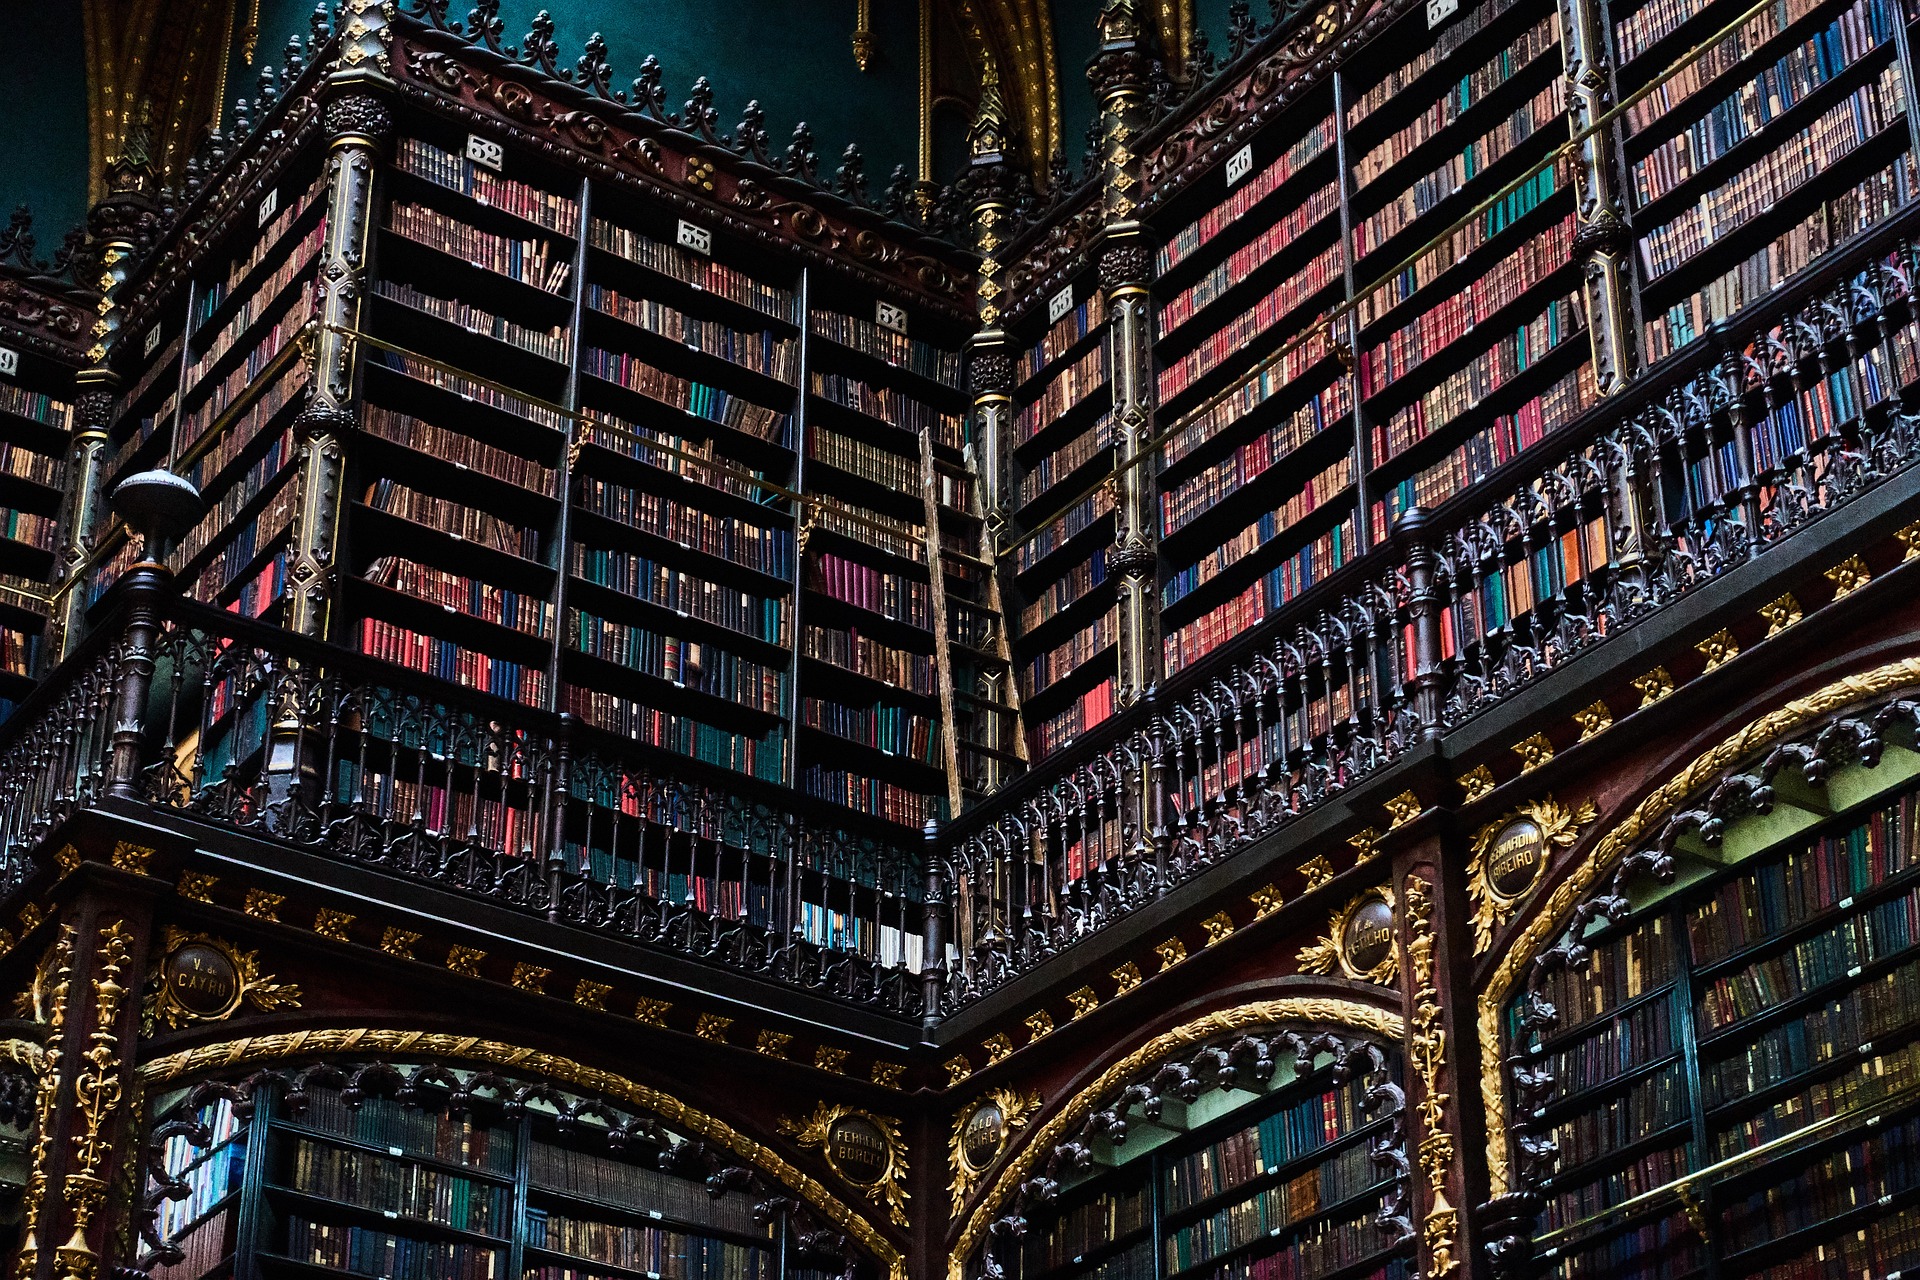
<box><xmin>948</xmin><ymin>998</ymin><xmax>1404</xmax><ymax>1279</ymax></box>
<box><xmin>139</xmin><ymin>1029</ymin><xmax>907</xmax><ymax>1280</ymax></box>
<box><xmin>1477</xmin><ymin>656</ymin><xmax>1920</xmax><ymax>1194</ymax></box>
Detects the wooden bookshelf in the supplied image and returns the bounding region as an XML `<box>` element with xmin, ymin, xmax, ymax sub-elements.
<box><xmin>1510</xmin><ymin>784</ymin><xmax>1920</xmax><ymax>1279</ymax></box>
<box><xmin>1008</xmin><ymin>1066</ymin><xmax>1412</xmax><ymax>1280</ymax></box>
<box><xmin>144</xmin><ymin>1077</ymin><xmax>788</xmax><ymax>1280</ymax></box>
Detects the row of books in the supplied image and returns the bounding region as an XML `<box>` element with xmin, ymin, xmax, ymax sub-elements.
<box><xmin>583</xmin><ymin>346</ymin><xmax>791</xmax><ymax>443</ymax></box>
<box><xmin>1013</xmin><ymin>488</ymin><xmax>1116</xmax><ymax>576</ymax></box>
<box><xmin>1164</xmin><ymin>1083</ymin><xmax>1372</xmax><ymax>1211</ymax></box>
<box><xmin>179</xmin><ymin>295</ymin><xmax>312</xmax><ymax>442</ymax></box>
<box><xmin>337</xmin><ymin>765</ymin><xmax>541</xmax><ymax>857</ymax></box>
<box><xmin>215</xmin><ymin>552</ymin><xmax>286</xmax><ymax>621</ymax></box>
<box><xmin>577</xmin><ymin>413</ymin><xmax>781</xmax><ymax>507</ymax></box>
<box><xmin>1716</xmin><ymin>1036</ymin><xmax>1920</xmax><ymax>1170</ymax></box>
<box><xmin>796</xmin><ymin>905</ymin><xmax>925</xmax><ymax>967</ymax></box>
<box><xmin>570</xmin><ymin>611</ymin><xmax>787</xmax><ymax>712</ymax></box>
<box><xmin>1540</xmin><ymin>1144</ymin><xmax>1690</xmax><ymax>1234</ymax></box>
<box><xmin>1019</xmin><ymin>414</ymin><xmax>1112</xmax><ymax>511</ymax></box>
<box><xmin>1688</xmin><ymin>797</ymin><xmax>1920</xmax><ymax>964</ymax></box>
<box><xmin>588</xmin><ymin>217</ymin><xmax>795</xmax><ymax>319</ymax></box>
<box><xmin>1163</xmin><ymin>518</ymin><xmax>1357</xmax><ymax>678</ymax></box>
<box><xmin>1158</xmin><ymin>186</ymin><xmax>1340</xmax><ymax>335</ymax></box>
<box><xmin>156</xmin><ymin>1136</ymin><xmax>245</xmax><ymax>1242</ymax></box>
<box><xmin>1158</xmin><ymin>115</ymin><xmax>1336</xmax><ymax>275</ymax></box>
<box><xmin>1021</xmin><ymin>291</ymin><xmax>1108</xmax><ymax>381</ymax></box>
<box><xmin>1623</xmin><ymin>0</ymin><xmax>1870</xmax><ymax>136</ymax></box>
<box><xmin>287</xmin><ymin>1137</ymin><xmax>511</xmax><ymax>1234</ymax></box>
<box><xmin>587</xmin><ymin>284</ymin><xmax>798</xmax><ymax>383</ymax></box>
<box><xmin>808</xmin><ymin>551</ymin><xmax>932</xmax><ymax>629</ymax></box>
<box><xmin>524</xmin><ymin>1208</ymin><xmax>767</xmax><ymax>1279</ymax></box>
<box><xmin>795</xmin><ymin>763</ymin><xmax>934</xmax><ymax>824</ymax></box>
<box><xmin>1354</xmin><ymin>77</ymin><xmax>1568</xmax><ymax>255</ymax></box>
<box><xmin>1550</xmin><ymin>990</ymin><xmax>1675</xmax><ymax>1094</ymax></box>
<box><xmin>1697</xmin><ymin>881</ymin><xmax>1920</xmax><ymax>1031</ymax></box>
<box><xmin>1355</xmin><ymin>166</ymin><xmax>1564</xmax><ymax>322</ymax></box>
<box><xmin>1555</xmin><ymin>1211</ymin><xmax>1699</xmax><ymax>1279</ymax></box>
<box><xmin>1372</xmin><ymin>294</ymin><xmax>1587</xmax><ymax>453</ymax></box>
<box><xmin>575</xmin><ymin>476</ymin><xmax>793</xmax><ymax>579</ymax></box>
<box><xmin>363</xmin><ymin>556</ymin><xmax>555</xmax><ymax>637</ymax></box>
<box><xmin>1158</xmin><ymin>243</ymin><xmax>1344</xmax><ymax>404</ymax></box>
<box><xmin>373</xmin><ymin>279</ymin><xmax>570</xmax><ymax>362</ymax></box>
<box><xmin>809</xmin><ymin>422</ymin><xmax>919</xmax><ymax>490</ymax></box>
<box><xmin>295</xmin><ymin>1088</ymin><xmax>515</xmax><ymax>1174</ymax></box>
<box><xmin>363</xmin><ymin>404</ymin><xmax>559</xmax><ymax>496</ymax></box>
<box><xmin>802</xmin><ymin>623</ymin><xmax>936</xmax><ymax>693</ymax></box>
<box><xmin>1615</xmin><ymin>0</ymin><xmax>1716</xmax><ymax>65</ymax></box>
<box><xmin>1703</xmin><ymin>954</ymin><xmax>1920</xmax><ymax>1107</ymax></box>
<box><xmin>1165</xmin><ymin>1142</ymin><xmax>1380</xmax><ymax>1271</ymax></box>
<box><xmin>365</xmin><ymin>478</ymin><xmax>542</xmax><ymax>561</ymax></box>
<box><xmin>1019</xmin><ymin>549</ymin><xmax>1108</xmax><ymax>632</ymax></box>
<box><xmin>1644</xmin><ymin>160</ymin><xmax>1912</xmax><ymax>364</ymax></box>
<box><xmin>810</xmin><ymin>501</ymin><xmax>928</xmax><ymax>564</ymax></box>
<box><xmin>1348</xmin><ymin>12</ymin><xmax>1562</xmax><ymax>188</ymax></box>
<box><xmin>809</xmin><ymin>309</ymin><xmax>961</xmax><ymax>386</ymax></box>
<box><xmin>1025</xmin><ymin>1185</ymin><xmax>1148</xmax><ymax>1271</ymax></box>
<box><xmin>170</xmin><ymin>447</ymin><xmax>297</xmax><ymax>571</ymax></box>
<box><xmin>1346</xmin><ymin>0</ymin><xmax>1523</xmax><ymax>124</ymax></box>
<box><xmin>571</xmin><ymin>545</ymin><xmax>789</xmax><ymax>644</ymax></box>
<box><xmin>359</xmin><ymin>619</ymin><xmax>551</xmax><ymax>706</ymax></box>
<box><xmin>281</xmin><ymin>1219</ymin><xmax>501</xmax><ymax>1279</ymax></box>
<box><xmin>1520</xmin><ymin>918</ymin><xmax>1679</xmax><ymax>1041</ymax></box>
<box><xmin>1637</xmin><ymin>66</ymin><xmax>1907</xmax><ymax>278</ymax></box>
<box><xmin>184</xmin><ymin>491</ymin><xmax>293</xmax><ymax>610</ymax></box>
<box><xmin>0</xmin><ymin>383</ymin><xmax>72</xmax><ymax>431</ymax></box>
<box><xmin>1551</xmin><ymin>1060</ymin><xmax>1690</xmax><ymax>1171</ymax></box>
<box><xmin>801</xmin><ymin>695</ymin><xmax>940</xmax><ymax>762</ymax></box>
<box><xmin>810</xmin><ymin>372</ymin><xmax>963</xmax><ymax>448</ymax></box>
<box><xmin>1629</xmin><ymin>4</ymin><xmax>1894</xmax><ymax>208</ymax></box>
<box><xmin>1359</xmin><ymin>216</ymin><xmax>1576</xmax><ymax>397</ymax></box>
<box><xmin>181</xmin><ymin>361</ymin><xmax>309</xmax><ymax>493</ymax></box>
<box><xmin>387</xmin><ymin>202</ymin><xmax>572</xmax><ymax>293</ymax></box>
<box><xmin>150</xmin><ymin>1205</ymin><xmax>232</xmax><ymax>1280</ymax></box>
<box><xmin>369</xmin><ymin>350</ymin><xmax>571</xmax><ymax>434</ymax></box>
<box><xmin>184</xmin><ymin>226</ymin><xmax>322</xmax><ymax>386</ymax></box>
<box><xmin>195</xmin><ymin>170</ymin><xmax>328</xmax><ymax>324</ymax></box>
<box><xmin>397</xmin><ymin>134</ymin><xmax>580</xmax><ymax>236</ymax></box>
<box><xmin>1163</xmin><ymin>458</ymin><xmax>1353</xmax><ymax>608</ymax></box>
<box><xmin>1159</xmin><ymin>340</ymin><xmax>1348</xmax><ymax>474</ymax></box>
<box><xmin>1425</xmin><ymin>510</ymin><xmax>1611</xmax><ymax>649</ymax></box>
<box><xmin>528</xmin><ymin>1140</ymin><xmax>761</xmax><ymax>1235</ymax></box>
<box><xmin>1754</xmin><ymin>1200</ymin><xmax>1920</xmax><ymax>1279</ymax></box>
<box><xmin>562</xmin><ymin>686</ymin><xmax>785</xmax><ymax>781</ymax></box>
<box><xmin>1723</xmin><ymin>1114</ymin><xmax>1920</xmax><ymax>1246</ymax></box>
<box><xmin>1370</xmin><ymin>362</ymin><xmax>1599</xmax><ymax>542</ymax></box>
<box><xmin>1172</xmin><ymin>1209</ymin><xmax>1401</xmax><ymax>1280</ymax></box>
<box><xmin>1029</xmin><ymin>677</ymin><xmax>1114</xmax><ymax>758</ymax></box>
<box><xmin>0</xmin><ymin>438</ymin><xmax>60</xmax><ymax>488</ymax></box>
<box><xmin>1019</xmin><ymin>343</ymin><xmax>1107</xmax><ymax>441</ymax></box>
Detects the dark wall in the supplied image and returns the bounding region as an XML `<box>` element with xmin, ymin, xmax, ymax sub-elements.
<box><xmin>0</xmin><ymin>3</ymin><xmax>90</xmax><ymax>244</ymax></box>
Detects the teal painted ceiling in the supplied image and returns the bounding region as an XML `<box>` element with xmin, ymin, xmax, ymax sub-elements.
<box><xmin>0</xmin><ymin>3</ymin><xmax>89</xmax><ymax>249</ymax></box>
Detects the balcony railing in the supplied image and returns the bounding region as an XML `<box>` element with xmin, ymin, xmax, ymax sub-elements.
<box><xmin>3</xmin><ymin>218</ymin><xmax>1918</xmax><ymax>1022</ymax></box>
<box><xmin>0</xmin><ymin>585</ymin><xmax>931</xmax><ymax>1019</ymax></box>
<box><xmin>933</xmin><ymin>212</ymin><xmax>1920</xmax><ymax>1010</ymax></box>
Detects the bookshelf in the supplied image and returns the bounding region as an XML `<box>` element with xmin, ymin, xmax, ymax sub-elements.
<box><xmin>1508</xmin><ymin>781</ymin><xmax>1920</xmax><ymax>1278</ymax></box>
<box><xmin>1002</xmin><ymin>1058</ymin><xmax>1411</xmax><ymax>1280</ymax></box>
<box><xmin>143</xmin><ymin>1074</ymin><xmax>792</xmax><ymax>1280</ymax></box>
<box><xmin>0</xmin><ymin>333</ymin><xmax>75</xmax><ymax>704</ymax></box>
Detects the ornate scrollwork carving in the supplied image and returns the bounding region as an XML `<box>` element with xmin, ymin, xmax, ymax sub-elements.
<box><xmin>321</xmin><ymin>92</ymin><xmax>394</xmax><ymax>143</ymax></box>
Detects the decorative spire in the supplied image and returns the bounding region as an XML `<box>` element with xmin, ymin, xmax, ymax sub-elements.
<box><xmin>968</xmin><ymin>60</ymin><xmax>1014</xmax><ymax>166</ymax></box>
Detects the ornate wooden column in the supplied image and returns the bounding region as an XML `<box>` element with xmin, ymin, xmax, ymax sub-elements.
<box><xmin>1393</xmin><ymin>840</ymin><xmax>1480</xmax><ymax>1280</ymax></box>
<box><xmin>13</xmin><ymin>884</ymin><xmax>159</xmax><ymax>1280</ymax></box>
<box><xmin>287</xmin><ymin>0</ymin><xmax>392</xmax><ymax>639</ymax></box>
<box><xmin>54</xmin><ymin>160</ymin><xmax>158</xmax><ymax>658</ymax></box>
<box><xmin>1090</xmin><ymin>0</ymin><xmax>1161</xmax><ymax>709</ymax></box>
<box><xmin>1560</xmin><ymin>0</ymin><xmax>1634</xmax><ymax>399</ymax></box>
<box><xmin>964</xmin><ymin>75</ymin><xmax>1026</xmax><ymax>782</ymax></box>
